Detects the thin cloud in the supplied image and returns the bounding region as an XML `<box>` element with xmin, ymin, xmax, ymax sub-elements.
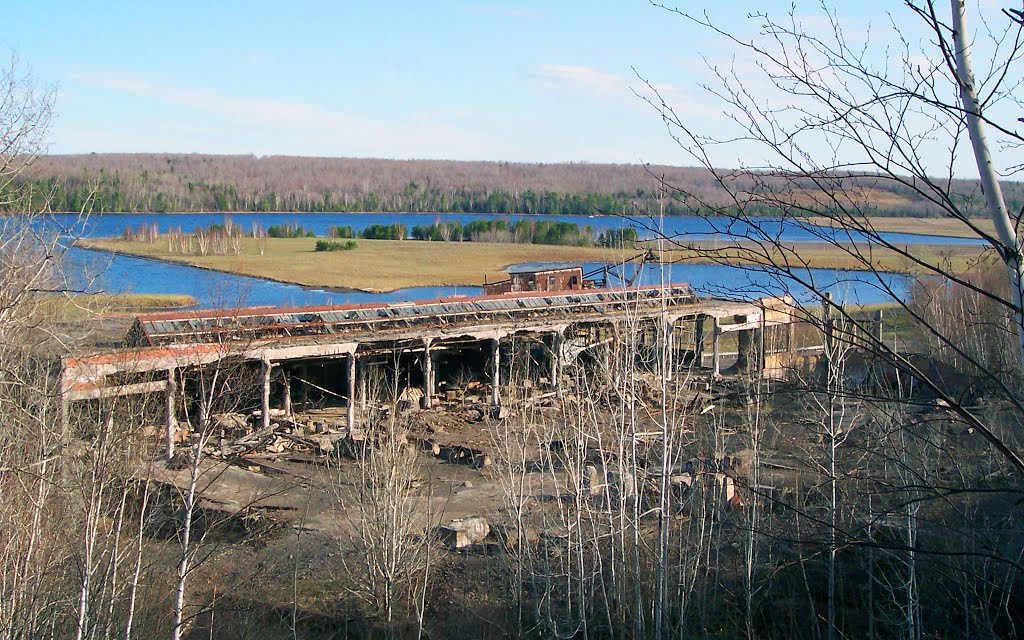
<box><xmin>535</xmin><ymin>64</ymin><xmax>624</xmax><ymax>97</ymax></box>
<box><xmin>534</xmin><ymin>63</ymin><xmax>720</xmax><ymax>122</ymax></box>
<box><xmin>65</xmin><ymin>70</ymin><xmax>494</xmax><ymax>158</ymax></box>
<box><xmin>71</xmin><ymin>70</ymin><xmax>331</xmax><ymax>124</ymax></box>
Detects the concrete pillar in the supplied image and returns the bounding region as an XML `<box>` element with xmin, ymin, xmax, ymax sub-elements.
<box><xmin>490</xmin><ymin>338</ymin><xmax>501</xmax><ymax>406</ymax></box>
<box><xmin>261</xmin><ymin>360</ymin><xmax>272</xmax><ymax>431</ymax></box>
<box><xmin>347</xmin><ymin>353</ymin><xmax>357</xmax><ymax>432</ymax></box>
<box><xmin>357</xmin><ymin>359</ymin><xmax>368</xmax><ymax>410</ymax></box>
<box><xmin>874</xmin><ymin>309</ymin><xmax>884</xmax><ymax>344</ymax></box>
<box><xmin>422</xmin><ymin>338</ymin><xmax>434</xmax><ymax>409</ymax></box>
<box><xmin>165</xmin><ymin>368</ymin><xmax>177</xmax><ymax>461</ymax></box>
<box><xmin>281</xmin><ymin>367</ymin><xmax>292</xmax><ymax>417</ymax></box>
<box><xmin>712</xmin><ymin>317</ymin><xmax>722</xmax><ymax>376</ymax></box>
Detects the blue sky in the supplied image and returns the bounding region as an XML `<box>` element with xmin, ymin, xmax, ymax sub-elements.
<box><xmin>5</xmin><ymin>1</ymin><xmax>1018</xmax><ymax>174</ymax></box>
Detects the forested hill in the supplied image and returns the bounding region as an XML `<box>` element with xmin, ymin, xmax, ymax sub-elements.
<box><xmin>15</xmin><ymin>153</ymin><xmax>1021</xmax><ymax>217</ymax></box>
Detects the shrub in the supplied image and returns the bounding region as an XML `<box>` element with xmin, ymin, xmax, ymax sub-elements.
<box><xmin>315</xmin><ymin>239</ymin><xmax>358</xmax><ymax>252</ymax></box>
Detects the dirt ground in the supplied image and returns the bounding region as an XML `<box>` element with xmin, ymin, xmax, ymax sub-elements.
<box><xmin>134</xmin><ymin>363</ymin><xmax>779</xmax><ymax>637</ymax></box>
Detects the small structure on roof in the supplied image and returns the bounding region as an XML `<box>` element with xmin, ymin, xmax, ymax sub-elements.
<box><xmin>484</xmin><ymin>262</ymin><xmax>585</xmax><ymax>295</ymax></box>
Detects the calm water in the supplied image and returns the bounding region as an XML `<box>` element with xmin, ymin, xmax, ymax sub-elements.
<box><xmin>66</xmin><ymin>247</ymin><xmax>910</xmax><ymax>309</ymax></box>
<box><xmin>66</xmin><ymin>247</ymin><xmax>476</xmax><ymax>309</ymax></box>
<box><xmin>47</xmin><ymin>211</ymin><xmax>949</xmax><ymax>309</ymax></box>
<box><xmin>46</xmin><ymin>211</ymin><xmax>983</xmax><ymax>246</ymax></box>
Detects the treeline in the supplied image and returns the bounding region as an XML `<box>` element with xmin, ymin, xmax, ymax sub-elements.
<box><xmin>20</xmin><ymin>172</ymin><xmax>685</xmax><ymax>216</ymax></box>
<box><xmin>11</xmin><ymin>153</ymin><xmax>1019</xmax><ymax>217</ymax></box>
<box><xmin>124</xmin><ymin>218</ymin><xmax>636</xmax><ymax>250</ymax></box>
<box><xmin>409</xmin><ymin>219</ymin><xmax>638</xmax><ymax>247</ymax></box>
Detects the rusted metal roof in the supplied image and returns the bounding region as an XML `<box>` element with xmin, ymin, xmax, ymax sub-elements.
<box><xmin>505</xmin><ymin>262</ymin><xmax>582</xmax><ymax>274</ymax></box>
<box><xmin>128</xmin><ymin>284</ymin><xmax>699</xmax><ymax>347</ymax></box>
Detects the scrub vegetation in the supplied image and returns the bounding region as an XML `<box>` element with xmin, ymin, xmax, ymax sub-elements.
<box><xmin>5</xmin><ymin>3</ymin><xmax>1024</xmax><ymax>639</ymax></box>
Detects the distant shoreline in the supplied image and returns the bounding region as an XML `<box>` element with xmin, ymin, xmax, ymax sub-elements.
<box><xmin>45</xmin><ymin>210</ymin><xmax>983</xmax><ymax>241</ymax></box>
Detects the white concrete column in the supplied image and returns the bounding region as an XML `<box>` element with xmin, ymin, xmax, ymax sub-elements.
<box><xmin>358</xmin><ymin>360</ymin><xmax>368</xmax><ymax>410</ymax></box>
<box><xmin>788</xmin><ymin>316</ymin><xmax>797</xmax><ymax>353</ymax></box>
<box><xmin>261</xmin><ymin>360</ymin><xmax>272</xmax><ymax>431</ymax></box>
<box><xmin>165</xmin><ymin>368</ymin><xmax>177</xmax><ymax>461</ymax></box>
<box><xmin>490</xmin><ymin>338</ymin><xmax>501</xmax><ymax>406</ymax></box>
<box><xmin>347</xmin><ymin>353</ymin><xmax>357</xmax><ymax>432</ymax></box>
<box><xmin>422</xmin><ymin>338</ymin><xmax>434</xmax><ymax>409</ymax></box>
<box><xmin>281</xmin><ymin>367</ymin><xmax>292</xmax><ymax>417</ymax></box>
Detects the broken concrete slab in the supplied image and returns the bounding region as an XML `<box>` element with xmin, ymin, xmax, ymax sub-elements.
<box><xmin>439</xmin><ymin>517</ymin><xmax>490</xmax><ymax>549</ymax></box>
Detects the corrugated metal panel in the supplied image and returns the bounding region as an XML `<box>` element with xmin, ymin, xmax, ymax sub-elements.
<box><xmin>130</xmin><ymin>284</ymin><xmax>699</xmax><ymax>346</ymax></box>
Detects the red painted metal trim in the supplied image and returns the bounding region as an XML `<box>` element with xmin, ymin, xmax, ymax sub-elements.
<box><xmin>134</xmin><ymin>283</ymin><xmax>693</xmax><ymax>323</ymax></box>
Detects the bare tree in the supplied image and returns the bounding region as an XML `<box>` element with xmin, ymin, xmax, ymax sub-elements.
<box><xmin>0</xmin><ymin>53</ymin><xmax>72</xmax><ymax>639</ymax></box>
<box><xmin>331</xmin><ymin>361</ymin><xmax>437</xmax><ymax>631</ymax></box>
<box><xmin>640</xmin><ymin>0</ymin><xmax>1024</xmax><ymax>463</ymax></box>
<box><xmin>631</xmin><ymin>2</ymin><xmax>1024</xmax><ymax>637</ymax></box>
<box><xmin>944</xmin><ymin>0</ymin><xmax>1024</xmax><ymax>367</ymax></box>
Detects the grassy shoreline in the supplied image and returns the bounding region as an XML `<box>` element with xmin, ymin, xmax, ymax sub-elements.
<box><xmin>805</xmin><ymin>215</ymin><xmax>993</xmax><ymax>238</ymax></box>
<box><xmin>79</xmin><ymin>234</ymin><xmax>989</xmax><ymax>293</ymax></box>
<box><xmin>79</xmin><ymin>237</ymin><xmax>636</xmax><ymax>292</ymax></box>
<box><xmin>45</xmin><ymin>293</ymin><xmax>196</xmax><ymax>320</ymax></box>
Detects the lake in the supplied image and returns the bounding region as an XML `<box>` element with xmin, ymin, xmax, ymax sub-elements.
<box><xmin>45</xmin><ymin>211</ymin><xmax>984</xmax><ymax>246</ymax></box>
<box><xmin>49</xmin><ymin>211</ymin><xmax>950</xmax><ymax>309</ymax></box>
<box><xmin>66</xmin><ymin>247</ymin><xmax>911</xmax><ymax>310</ymax></box>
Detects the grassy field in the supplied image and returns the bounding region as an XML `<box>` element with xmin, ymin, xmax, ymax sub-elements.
<box><xmin>805</xmin><ymin>215</ymin><xmax>996</xmax><ymax>238</ymax></box>
<box><xmin>680</xmin><ymin>240</ymin><xmax>989</xmax><ymax>275</ymax></box>
<box><xmin>80</xmin><ymin>237</ymin><xmax>635</xmax><ymax>292</ymax></box>
<box><xmin>44</xmin><ymin>293</ymin><xmax>197</xmax><ymax>320</ymax></box>
<box><xmin>80</xmin><ymin>235</ymin><xmax>990</xmax><ymax>292</ymax></box>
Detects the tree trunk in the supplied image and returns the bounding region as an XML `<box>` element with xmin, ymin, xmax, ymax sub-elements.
<box><xmin>950</xmin><ymin>0</ymin><xmax>1024</xmax><ymax>369</ymax></box>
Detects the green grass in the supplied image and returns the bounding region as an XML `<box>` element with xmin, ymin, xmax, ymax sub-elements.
<box><xmin>806</xmin><ymin>215</ymin><xmax>994</xmax><ymax>239</ymax></box>
<box><xmin>81</xmin><ymin>233</ymin><xmax>988</xmax><ymax>292</ymax></box>
<box><xmin>44</xmin><ymin>293</ymin><xmax>196</xmax><ymax>320</ymax></box>
<box><xmin>80</xmin><ymin>237</ymin><xmax>634</xmax><ymax>292</ymax></box>
<box><xmin>671</xmin><ymin>241</ymin><xmax>988</xmax><ymax>275</ymax></box>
